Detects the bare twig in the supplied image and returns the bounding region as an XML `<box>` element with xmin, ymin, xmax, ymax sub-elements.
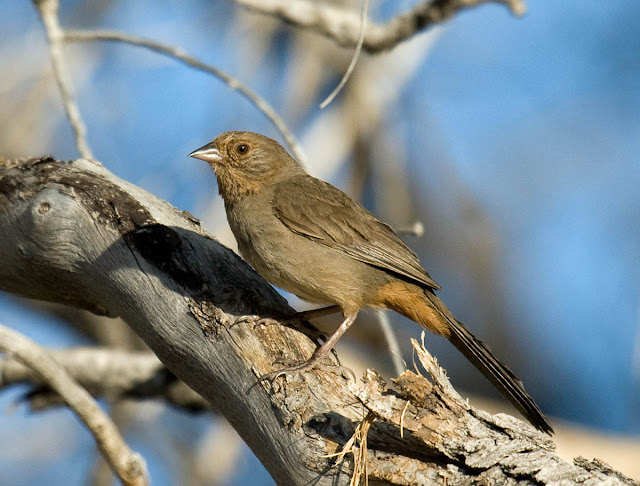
<box><xmin>32</xmin><ymin>0</ymin><xmax>94</xmax><ymax>159</ymax></box>
<box><xmin>232</xmin><ymin>0</ymin><xmax>526</xmax><ymax>54</ymax></box>
<box><xmin>375</xmin><ymin>310</ymin><xmax>404</xmax><ymax>377</ymax></box>
<box><xmin>319</xmin><ymin>0</ymin><xmax>370</xmax><ymax>109</ymax></box>
<box><xmin>63</xmin><ymin>29</ymin><xmax>307</xmax><ymax>166</ymax></box>
<box><xmin>0</xmin><ymin>324</ymin><xmax>147</xmax><ymax>486</ymax></box>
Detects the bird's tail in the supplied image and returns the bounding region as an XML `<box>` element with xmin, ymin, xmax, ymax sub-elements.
<box><xmin>381</xmin><ymin>282</ymin><xmax>553</xmax><ymax>434</ymax></box>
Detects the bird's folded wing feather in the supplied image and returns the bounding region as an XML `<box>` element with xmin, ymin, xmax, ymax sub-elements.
<box><xmin>273</xmin><ymin>176</ymin><xmax>441</xmax><ymax>290</ymax></box>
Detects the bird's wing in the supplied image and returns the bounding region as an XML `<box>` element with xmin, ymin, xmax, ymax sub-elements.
<box><xmin>273</xmin><ymin>176</ymin><xmax>441</xmax><ymax>290</ymax></box>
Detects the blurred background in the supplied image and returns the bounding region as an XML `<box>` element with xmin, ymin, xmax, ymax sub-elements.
<box><xmin>1</xmin><ymin>0</ymin><xmax>639</xmax><ymax>484</ymax></box>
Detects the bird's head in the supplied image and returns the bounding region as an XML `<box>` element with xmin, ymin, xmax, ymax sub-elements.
<box><xmin>189</xmin><ymin>131</ymin><xmax>304</xmax><ymax>203</ymax></box>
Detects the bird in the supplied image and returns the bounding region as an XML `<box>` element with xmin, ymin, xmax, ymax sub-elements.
<box><xmin>189</xmin><ymin>131</ymin><xmax>553</xmax><ymax>434</ymax></box>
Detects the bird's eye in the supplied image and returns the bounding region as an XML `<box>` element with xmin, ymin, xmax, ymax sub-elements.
<box><xmin>236</xmin><ymin>144</ymin><xmax>249</xmax><ymax>155</ymax></box>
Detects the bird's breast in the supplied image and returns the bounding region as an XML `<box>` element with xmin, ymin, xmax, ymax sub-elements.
<box><xmin>224</xmin><ymin>195</ymin><xmax>384</xmax><ymax>308</ymax></box>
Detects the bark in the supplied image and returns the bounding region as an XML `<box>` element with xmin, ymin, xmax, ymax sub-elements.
<box><xmin>0</xmin><ymin>156</ymin><xmax>635</xmax><ymax>485</ymax></box>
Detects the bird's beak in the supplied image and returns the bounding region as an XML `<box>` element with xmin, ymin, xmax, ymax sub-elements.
<box><xmin>189</xmin><ymin>143</ymin><xmax>223</xmax><ymax>164</ymax></box>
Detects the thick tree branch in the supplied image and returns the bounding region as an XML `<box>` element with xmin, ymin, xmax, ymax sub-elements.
<box><xmin>0</xmin><ymin>156</ymin><xmax>633</xmax><ymax>485</ymax></box>
<box><xmin>232</xmin><ymin>0</ymin><xmax>526</xmax><ymax>53</ymax></box>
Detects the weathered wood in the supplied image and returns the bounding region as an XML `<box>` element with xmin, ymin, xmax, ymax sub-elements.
<box><xmin>0</xmin><ymin>156</ymin><xmax>635</xmax><ymax>485</ymax></box>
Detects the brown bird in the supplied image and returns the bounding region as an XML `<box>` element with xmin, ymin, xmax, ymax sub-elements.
<box><xmin>189</xmin><ymin>131</ymin><xmax>553</xmax><ymax>434</ymax></box>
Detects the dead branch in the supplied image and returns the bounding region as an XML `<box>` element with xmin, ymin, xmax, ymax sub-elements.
<box><xmin>0</xmin><ymin>156</ymin><xmax>634</xmax><ymax>485</ymax></box>
<box><xmin>0</xmin><ymin>347</ymin><xmax>209</xmax><ymax>412</ymax></box>
<box><xmin>232</xmin><ymin>0</ymin><xmax>526</xmax><ymax>53</ymax></box>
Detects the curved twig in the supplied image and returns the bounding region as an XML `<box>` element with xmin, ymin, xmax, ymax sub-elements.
<box><xmin>63</xmin><ymin>29</ymin><xmax>307</xmax><ymax>166</ymax></box>
<box><xmin>319</xmin><ymin>0</ymin><xmax>370</xmax><ymax>109</ymax></box>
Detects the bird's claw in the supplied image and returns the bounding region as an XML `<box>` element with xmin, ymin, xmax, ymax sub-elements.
<box><xmin>258</xmin><ymin>358</ymin><xmax>355</xmax><ymax>385</ymax></box>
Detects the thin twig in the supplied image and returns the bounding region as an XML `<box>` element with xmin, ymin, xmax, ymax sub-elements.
<box><xmin>319</xmin><ymin>0</ymin><xmax>370</xmax><ymax>109</ymax></box>
<box><xmin>375</xmin><ymin>310</ymin><xmax>405</xmax><ymax>377</ymax></box>
<box><xmin>32</xmin><ymin>0</ymin><xmax>94</xmax><ymax>159</ymax></box>
<box><xmin>63</xmin><ymin>29</ymin><xmax>307</xmax><ymax>166</ymax></box>
<box><xmin>0</xmin><ymin>324</ymin><xmax>147</xmax><ymax>486</ymax></box>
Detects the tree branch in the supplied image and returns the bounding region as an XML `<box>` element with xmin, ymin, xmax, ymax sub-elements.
<box><xmin>0</xmin><ymin>156</ymin><xmax>633</xmax><ymax>485</ymax></box>
<box><xmin>232</xmin><ymin>0</ymin><xmax>526</xmax><ymax>54</ymax></box>
<box><xmin>0</xmin><ymin>347</ymin><xmax>209</xmax><ymax>412</ymax></box>
<box><xmin>0</xmin><ymin>323</ymin><xmax>147</xmax><ymax>486</ymax></box>
<box><xmin>32</xmin><ymin>0</ymin><xmax>94</xmax><ymax>159</ymax></box>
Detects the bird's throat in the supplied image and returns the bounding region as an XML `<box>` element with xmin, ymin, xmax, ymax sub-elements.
<box><xmin>214</xmin><ymin>166</ymin><xmax>263</xmax><ymax>205</ymax></box>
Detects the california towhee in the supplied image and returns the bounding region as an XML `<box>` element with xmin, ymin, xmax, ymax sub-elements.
<box><xmin>189</xmin><ymin>131</ymin><xmax>552</xmax><ymax>434</ymax></box>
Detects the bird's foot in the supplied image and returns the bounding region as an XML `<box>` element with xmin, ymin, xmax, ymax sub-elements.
<box><xmin>259</xmin><ymin>356</ymin><xmax>355</xmax><ymax>384</ymax></box>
